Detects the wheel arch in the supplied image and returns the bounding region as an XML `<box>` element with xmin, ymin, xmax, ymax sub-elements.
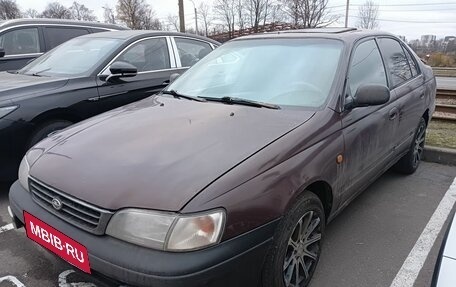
<box><xmin>287</xmin><ymin>180</ymin><xmax>334</xmax><ymax>222</ymax></box>
<box><xmin>31</xmin><ymin>108</ymin><xmax>81</xmax><ymax>127</ymax></box>
<box><xmin>422</xmin><ymin>109</ymin><xmax>430</xmax><ymax>126</ymax></box>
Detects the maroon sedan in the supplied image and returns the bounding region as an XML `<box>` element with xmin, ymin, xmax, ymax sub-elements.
<box><xmin>9</xmin><ymin>28</ymin><xmax>435</xmax><ymax>287</ymax></box>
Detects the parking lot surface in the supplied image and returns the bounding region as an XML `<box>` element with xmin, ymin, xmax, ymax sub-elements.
<box><xmin>1</xmin><ymin>161</ymin><xmax>455</xmax><ymax>287</ymax></box>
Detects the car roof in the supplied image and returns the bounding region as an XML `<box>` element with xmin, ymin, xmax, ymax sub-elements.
<box><xmin>232</xmin><ymin>27</ymin><xmax>396</xmax><ymax>45</ymax></box>
<box><xmin>0</xmin><ymin>18</ymin><xmax>128</xmax><ymax>31</ymax></box>
<box><xmin>80</xmin><ymin>30</ymin><xmax>221</xmax><ymax>45</ymax></box>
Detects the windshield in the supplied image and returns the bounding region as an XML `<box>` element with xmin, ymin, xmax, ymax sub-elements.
<box><xmin>168</xmin><ymin>38</ymin><xmax>343</xmax><ymax>108</ymax></box>
<box><xmin>19</xmin><ymin>37</ymin><xmax>122</xmax><ymax>77</ymax></box>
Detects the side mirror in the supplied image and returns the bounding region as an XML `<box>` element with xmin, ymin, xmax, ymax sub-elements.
<box><xmin>349</xmin><ymin>84</ymin><xmax>390</xmax><ymax>109</ymax></box>
<box><xmin>0</xmin><ymin>48</ymin><xmax>5</xmax><ymax>58</ymax></box>
<box><xmin>105</xmin><ymin>61</ymin><xmax>137</xmax><ymax>82</ymax></box>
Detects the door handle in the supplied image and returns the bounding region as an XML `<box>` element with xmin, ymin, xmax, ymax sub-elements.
<box><xmin>389</xmin><ymin>108</ymin><xmax>399</xmax><ymax>120</ymax></box>
<box><xmin>162</xmin><ymin>80</ymin><xmax>170</xmax><ymax>85</ymax></box>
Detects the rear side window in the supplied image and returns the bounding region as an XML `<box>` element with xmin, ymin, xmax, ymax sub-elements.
<box><xmin>174</xmin><ymin>38</ymin><xmax>213</xmax><ymax>67</ymax></box>
<box><xmin>44</xmin><ymin>27</ymin><xmax>90</xmax><ymax>50</ymax></box>
<box><xmin>348</xmin><ymin>40</ymin><xmax>387</xmax><ymax>96</ymax></box>
<box><xmin>0</xmin><ymin>28</ymin><xmax>40</xmax><ymax>55</ymax></box>
<box><xmin>117</xmin><ymin>37</ymin><xmax>170</xmax><ymax>72</ymax></box>
<box><xmin>377</xmin><ymin>38</ymin><xmax>413</xmax><ymax>87</ymax></box>
<box><xmin>403</xmin><ymin>46</ymin><xmax>419</xmax><ymax>77</ymax></box>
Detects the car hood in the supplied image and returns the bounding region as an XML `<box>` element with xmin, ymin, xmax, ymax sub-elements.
<box><xmin>0</xmin><ymin>72</ymin><xmax>68</xmax><ymax>101</ymax></box>
<box><xmin>30</xmin><ymin>96</ymin><xmax>315</xmax><ymax>211</ymax></box>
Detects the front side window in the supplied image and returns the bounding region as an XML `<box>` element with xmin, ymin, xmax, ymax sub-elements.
<box><xmin>174</xmin><ymin>38</ymin><xmax>213</xmax><ymax>67</ymax></box>
<box><xmin>168</xmin><ymin>38</ymin><xmax>344</xmax><ymax>108</ymax></box>
<box><xmin>44</xmin><ymin>27</ymin><xmax>90</xmax><ymax>50</ymax></box>
<box><xmin>117</xmin><ymin>38</ymin><xmax>170</xmax><ymax>72</ymax></box>
<box><xmin>348</xmin><ymin>39</ymin><xmax>387</xmax><ymax>96</ymax></box>
<box><xmin>377</xmin><ymin>38</ymin><xmax>413</xmax><ymax>87</ymax></box>
<box><xmin>19</xmin><ymin>37</ymin><xmax>122</xmax><ymax>77</ymax></box>
<box><xmin>0</xmin><ymin>28</ymin><xmax>40</xmax><ymax>55</ymax></box>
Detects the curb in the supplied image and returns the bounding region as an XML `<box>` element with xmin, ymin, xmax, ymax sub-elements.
<box><xmin>424</xmin><ymin>146</ymin><xmax>456</xmax><ymax>166</ymax></box>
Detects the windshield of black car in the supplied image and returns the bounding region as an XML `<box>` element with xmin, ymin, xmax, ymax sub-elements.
<box><xmin>167</xmin><ymin>38</ymin><xmax>343</xmax><ymax>108</ymax></box>
<box><xmin>19</xmin><ymin>37</ymin><xmax>122</xmax><ymax>77</ymax></box>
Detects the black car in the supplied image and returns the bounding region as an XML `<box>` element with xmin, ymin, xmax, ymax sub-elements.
<box><xmin>0</xmin><ymin>18</ymin><xmax>127</xmax><ymax>71</ymax></box>
<box><xmin>0</xmin><ymin>30</ymin><xmax>219</xmax><ymax>180</ymax></box>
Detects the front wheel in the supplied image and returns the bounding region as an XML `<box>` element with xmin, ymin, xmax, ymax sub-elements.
<box><xmin>393</xmin><ymin>117</ymin><xmax>426</xmax><ymax>174</ymax></box>
<box><xmin>262</xmin><ymin>192</ymin><xmax>325</xmax><ymax>287</ymax></box>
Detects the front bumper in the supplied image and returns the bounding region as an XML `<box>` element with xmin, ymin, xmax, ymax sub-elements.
<box><xmin>9</xmin><ymin>181</ymin><xmax>277</xmax><ymax>287</ymax></box>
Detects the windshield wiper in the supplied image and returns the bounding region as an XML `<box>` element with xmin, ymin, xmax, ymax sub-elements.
<box><xmin>201</xmin><ymin>96</ymin><xmax>280</xmax><ymax>110</ymax></box>
<box><xmin>30</xmin><ymin>68</ymin><xmax>52</xmax><ymax>77</ymax></box>
<box><xmin>161</xmin><ymin>90</ymin><xmax>207</xmax><ymax>102</ymax></box>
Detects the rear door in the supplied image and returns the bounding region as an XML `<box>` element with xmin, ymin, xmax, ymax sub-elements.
<box><xmin>96</xmin><ymin>36</ymin><xmax>177</xmax><ymax>113</ymax></box>
<box><xmin>172</xmin><ymin>36</ymin><xmax>215</xmax><ymax>68</ymax></box>
<box><xmin>377</xmin><ymin>37</ymin><xmax>426</xmax><ymax>154</ymax></box>
<box><xmin>0</xmin><ymin>26</ymin><xmax>43</xmax><ymax>71</ymax></box>
<box><xmin>43</xmin><ymin>26</ymin><xmax>90</xmax><ymax>51</ymax></box>
<box><xmin>340</xmin><ymin>38</ymin><xmax>397</xmax><ymax>203</ymax></box>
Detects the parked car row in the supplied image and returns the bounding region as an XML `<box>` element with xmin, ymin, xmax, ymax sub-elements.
<box><xmin>4</xmin><ymin>24</ymin><xmax>436</xmax><ymax>287</ymax></box>
<box><xmin>0</xmin><ymin>28</ymin><xmax>218</xmax><ymax>180</ymax></box>
<box><xmin>0</xmin><ymin>19</ymin><xmax>129</xmax><ymax>71</ymax></box>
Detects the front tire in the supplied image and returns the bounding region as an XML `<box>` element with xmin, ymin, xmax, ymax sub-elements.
<box><xmin>393</xmin><ymin>117</ymin><xmax>426</xmax><ymax>174</ymax></box>
<box><xmin>262</xmin><ymin>192</ymin><xmax>325</xmax><ymax>287</ymax></box>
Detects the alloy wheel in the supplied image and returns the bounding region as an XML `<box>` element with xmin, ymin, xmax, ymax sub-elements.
<box><xmin>283</xmin><ymin>211</ymin><xmax>322</xmax><ymax>287</ymax></box>
<box><xmin>413</xmin><ymin>123</ymin><xmax>426</xmax><ymax>168</ymax></box>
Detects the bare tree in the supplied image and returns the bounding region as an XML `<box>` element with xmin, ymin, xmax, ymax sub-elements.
<box><xmin>245</xmin><ymin>0</ymin><xmax>269</xmax><ymax>32</ymax></box>
<box><xmin>140</xmin><ymin>9</ymin><xmax>162</xmax><ymax>30</ymax></box>
<box><xmin>41</xmin><ymin>2</ymin><xmax>72</xmax><ymax>19</ymax></box>
<box><xmin>0</xmin><ymin>0</ymin><xmax>21</xmax><ymax>20</ymax></box>
<box><xmin>24</xmin><ymin>8</ymin><xmax>40</xmax><ymax>18</ymax></box>
<box><xmin>280</xmin><ymin>0</ymin><xmax>338</xmax><ymax>27</ymax></box>
<box><xmin>102</xmin><ymin>5</ymin><xmax>116</xmax><ymax>24</ymax></box>
<box><xmin>213</xmin><ymin>0</ymin><xmax>236</xmax><ymax>38</ymax></box>
<box><xmin>356</xmin><ymin>0</ymin><xmax>379</xmax><ymax>29</ymax></box>
<box><xmin>167</xmin><ymin>14</ymin><xmax>179</xmax><ymax>31</ymax></box>
<box><xmin>198</xmin><ymin>2</ymin><xmax>212</xmax><ymax>36</ymax></box>
<box><xmin>116</xmin><ymin>0</ymin><xmax>159</xmax><ymax>29</ymax></box>
<box><xmin>70</xmin><ymin>2</ymin><xmax>97</xmax><ymax>21</ymax></box>
<box><xmin>236</xmin><ymin>0</ymin><xmax>245</xmax><ymax>31</ymax></box>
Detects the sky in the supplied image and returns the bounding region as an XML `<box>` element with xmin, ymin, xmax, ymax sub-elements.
<box><xmin>14</xmin><ymin>0</ymin><xmax>456</xmax><ymax>41</ymax></box>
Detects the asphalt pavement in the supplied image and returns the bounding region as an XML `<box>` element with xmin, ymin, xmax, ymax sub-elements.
<box><xmin>437</xmin><ymin>76</ymin><xmax>456</xmax><ymax>90</ymax></box>
<box><xmin>1</xmin><ymin>162</ymin><xmax>456</xmax><ymax>287</ymax></box>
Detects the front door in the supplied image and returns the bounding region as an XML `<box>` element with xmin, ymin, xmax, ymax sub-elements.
<box><xmin>340</xmin><ymin>38</ymin><xmax>398</xmax><ymax>203</ymax></box>
<box><xmin>96</xmin><ymin>37</ymin><xmax>177</xmax><ymax>113</ymax></box>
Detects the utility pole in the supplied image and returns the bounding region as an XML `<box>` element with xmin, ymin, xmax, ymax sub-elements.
<box><xmin>190</xmin><ymin>0</ymin><xmax>198</xmax><ymax>34</ymax></box>
<box><xmin>179</xmin><ymin>0</ymin><xmax>185</xmax><ymax>32</ymax></box>
<box><xmin>345</xmin><ymin>0</ymin><xmax>349</xmax><ymax>28</ymax></box>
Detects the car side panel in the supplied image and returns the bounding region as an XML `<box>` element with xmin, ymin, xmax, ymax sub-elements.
<box><xmin>393</xmin><ymin>75</ymin><xmax>426</xmax><ymax>153</ymax></box>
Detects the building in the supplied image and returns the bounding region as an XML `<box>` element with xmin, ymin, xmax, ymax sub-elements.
<box><xmin>421</xmin><ymin>35</ymin><xmax>436</xmax><ymax>47</ymax></box>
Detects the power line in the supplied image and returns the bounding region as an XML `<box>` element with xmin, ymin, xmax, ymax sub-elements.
<box><xmin>331</xmin><ymin>7</ymin><xmax>456</xmax><ymax>12</ymax></box>
<box><xmin>328</xmin><ymin>2</ymin><xmax>456</xmax><ymax>8</ymax></box>
<box><xmin>349</xmin><ymin>15</ymin><xmax>456</xmax><ymax>23</ymax></box>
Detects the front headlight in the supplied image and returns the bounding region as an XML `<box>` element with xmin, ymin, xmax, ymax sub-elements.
<box><xmin>106</xmin><ymin>208</ymin><xmax>225</xmax><ymax>252</ymax></box>
<box><xmin>18</xmin><ymin>156</ymin><xmax>30</xmax><ymax>192</ymax></box>
<box><xmin>0</xmin><ymin>105</ymin><xmax>18</xmax><ymax>119</ymax></box>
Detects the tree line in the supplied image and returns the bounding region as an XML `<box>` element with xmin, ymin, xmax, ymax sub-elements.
<box><xmin>0</xmin><ymin>0</ymin><xmax>380</xmax><ymax>39</ymax></box>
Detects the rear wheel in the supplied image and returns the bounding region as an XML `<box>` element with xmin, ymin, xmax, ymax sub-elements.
<box><xmin>393</xmin><ymin>117</ymin><xmax>426</xmax><ymax>174</ymax></box>
<box><xmin>29</xmin><ymin>120</ymin><xmax>73</xmax><ymax>148</ymax></box>
<box><xmin>262</xmin><ymin>192</ymin><xmax>325</xmax><ymax>287</ymax></box>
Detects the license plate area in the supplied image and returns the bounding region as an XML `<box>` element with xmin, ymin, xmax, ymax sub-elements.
<box><xmin>24</xmin><ymin>211</ymin><xmax>91</xmax><ymax>273</ymax></box>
